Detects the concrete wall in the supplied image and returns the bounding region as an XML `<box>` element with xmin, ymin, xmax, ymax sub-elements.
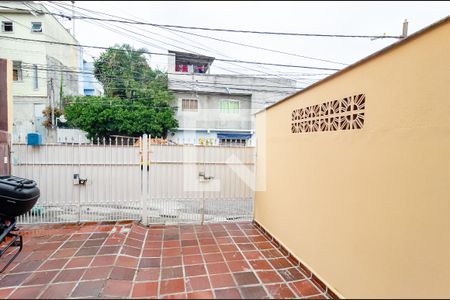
<box><xmin>255</xmin><ymin>19</ymin><xmax>450</xmax><ymax>298</ymax></box>
<box><xmin>168</xmin><ymin>73</ymin><xmax>297</xmax><ymax>141</ymax></box>
<box><xmin>46</xmin><ymin>55</ymin><xmax>80</xmax><ymax>101</ymax></box>
<box><xmin>173</xmin><ymin>91</ymin><xmax>253</xmax><ymax>131</ymax></box>
<box><xmin>169</xmin><ymin>73</ymin><xmax>297</xmax><ymax>110</ymax></box>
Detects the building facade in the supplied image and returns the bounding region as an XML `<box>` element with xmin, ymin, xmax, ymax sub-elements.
<box><xmin>82</xmin><ymin>60</ymin><xmax>104</xmax><ymax>96</ymax></box>
<box><xmin>167</xmin><ymin>50</ymin><xmax>298</xmax><ymax>145</ymax></box>
<box><xmin>0</xmin><ymin>2</ymin><xmax>81</xmax><ymax>143</ymax></box>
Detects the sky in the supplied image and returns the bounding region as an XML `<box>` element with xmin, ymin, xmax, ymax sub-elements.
<box><xmin>47</xmin><ymin>1</ymin><xmax>450</xmax><ymax>87</ymax></box>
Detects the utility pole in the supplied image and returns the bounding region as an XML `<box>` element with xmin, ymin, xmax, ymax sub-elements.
<box><xmin>50</xmin><ymin>78</ymin><xmax>55</xmax><ymax>128</ymax></box>
<box><xmin>402</xmin><ymin>19</ymin><xmax>408</xmax><ymax>38</ymax></box>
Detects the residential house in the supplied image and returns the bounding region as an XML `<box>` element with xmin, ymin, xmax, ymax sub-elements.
<box><xmin>0</xmin><ymin>1</ymin><xmax>82</xmax><ymax>143</ymax></box>
<box><xmin>167</xmin><ymin>50</ymin><xmax>298</xmax><ymax>145</ymax></box>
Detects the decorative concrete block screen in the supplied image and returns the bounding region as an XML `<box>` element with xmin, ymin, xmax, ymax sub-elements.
<box><xmin>291</xmin><ymin>94</ymin><xmax>365</xmax><ymax>133</ymax></box>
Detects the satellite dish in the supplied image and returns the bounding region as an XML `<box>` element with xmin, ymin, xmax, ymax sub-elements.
<box><xmin>59</xmin><ymin>115</ymin><xmax>67</xmax><ymax>123</ymax></box>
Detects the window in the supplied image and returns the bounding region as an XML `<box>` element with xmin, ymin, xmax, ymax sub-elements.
<box><xmin>31</xmin><ymin>22</ymin><xmax>42</xmax><ymax>33</ymax></box>
<box><xmin>220</xmin><ymin>138</ymin><xmax>246</xmax><ymax>146</ymax></box>
<box><xmin>84</xmin><ymin>89</ymin><xmax>95</xmax><ymax>96</ymax></box>
<box><xmin>33</xmin><ymin>65</ymin><xmax>38</xmax><ymax>89</ymax></box>
<box><xmin>175</xmin><ymin>63</ymin><xmax>207</xmax><ymax>74</ymax></box>
<box><xmin>220</xmin><ymin>100</ymin><xmax>240</xmax><ymax>114</ymax></box>
<box><xmin>2</xmin><ymin>21</ymin><xmax>13</xmax><ymax>32</ymax></box>
<box><xmin>182</xmin><ymin>99</ymin><xmax>198</xmax><ymax>111</ymax></box>
<box><xmin>12</xmin><ymin>61</ymin><xmax>22</xmax><ymax>81</ymax></box>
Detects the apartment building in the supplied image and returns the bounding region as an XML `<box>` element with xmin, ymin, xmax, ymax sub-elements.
<box><xmin>167</xmin><ymin>50</ymin><xmax>298</xmax><ymax>145</ymax></box>
<box><xmin>0</xmin><ymin>1</ymin><xmax>82</xmax><ymax>142</ymax></box>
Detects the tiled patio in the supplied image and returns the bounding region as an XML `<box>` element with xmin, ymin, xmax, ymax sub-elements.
<box><xmin>0</xmin><ymin>221</ymin><xmax>331</xmax><ymax>299</ymax></box>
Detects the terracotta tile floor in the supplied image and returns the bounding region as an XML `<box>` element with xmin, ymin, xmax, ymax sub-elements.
<box><xmin>0</xmin><ymin>221</ymin><xmax>331</xmax><ymax>299</ymax></box>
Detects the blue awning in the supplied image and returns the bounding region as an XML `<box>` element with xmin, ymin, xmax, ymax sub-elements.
<box><xmin>217</xmin><ymin>133</ymin><xmax>252</xmax><ymax>140</ymax></box>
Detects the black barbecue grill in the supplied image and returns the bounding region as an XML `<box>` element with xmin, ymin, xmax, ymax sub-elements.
<box><xmin>0</xmin><ymin>176</ymin><xmax>40</xmax><ymax>273</ymax></box>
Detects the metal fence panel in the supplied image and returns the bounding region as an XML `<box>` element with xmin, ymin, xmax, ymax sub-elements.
<box><xmin>12</xmin><ymin>139</ymin><xmax>142</xmax><ymax>224</ymax></box>
<box><xmin>11</xmin><ymin>135</ymin><xmax>256</xmax><ymax>225</ymax></box>
<box><xmin>143</xmin><ymin>139</ymin><xmax>255</xmax><ymax>225</ymax></box>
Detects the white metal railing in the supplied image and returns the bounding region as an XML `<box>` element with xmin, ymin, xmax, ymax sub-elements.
<box><xmin>11</xmin><ymin>135</ymin><xmax>256</xmax><ymax>225</ymax></box>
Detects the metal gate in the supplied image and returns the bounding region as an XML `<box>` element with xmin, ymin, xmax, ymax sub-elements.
<box><xmin>141</xmin><ymin>135</ymin><xmax>255</xmax><ymax>225</ymax></box>
<box><xmin>12</xmin><ymin>137</ymin><xmax>142</xmax><ymax>224</ymax></box>
<box><xmin>11</xmin><ymin>134</ymin><xmax>255</xmax><ymax>225</ymax></box>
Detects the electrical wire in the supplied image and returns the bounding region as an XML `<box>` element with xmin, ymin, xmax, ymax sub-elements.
<box><xmin>46</xmin><ymin>1</ymin><xmax>313</xmax><ymax>85</ymax></box>
<box><xmin>51</xmin><ymin>1</ymin><xmax>348</xmax><ymax>66</ymax></box>
<box><xmin>0</xmin><ymin>4</ymin><xmax>402</xmax><ymax>39</ymax></box>
<box><xmin>1</xmin><ymin>4</ymin><xmax>326</xmax><ymax>106</ymax></box>
<box><xmin>20</xmin><ymin>70</ymin><xmax>305</xmax><ymax>94</ymax></box>
<box><xmin>0</xmin><ymin>35</ymin><xmax>340</xmax><ymax>71</ymax></box>
<box><xmin>0</xmin><ymin>6</ymin><xmax>339</xmax><ymax>78</ymax></box>
<box><xmin>15</xmin><ymin>58</ymin><xmax>331</xmax><ymax>77</ymax></box>
<box><xmin>21</xmin><ymin>62</ymin><xmax>313</xmax><ymax>87</ymax></box>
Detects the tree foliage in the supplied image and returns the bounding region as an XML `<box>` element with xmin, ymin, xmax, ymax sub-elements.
<box><xmin>64</xmin><ymin>96</ymin><xmax>177</xmax><ymax>140</ymax></box>
<box><xmin>94</xmin><ymin>44</ymin><xmax>169</xmax><ymax>99</ymax></box>
<box><xmin>64</xmin><ymin>44</ymin><xmax>178</xmax><ymax>140</ymax></box>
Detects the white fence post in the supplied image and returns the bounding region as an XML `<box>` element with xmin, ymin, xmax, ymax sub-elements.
<box><xmin>141</xmin><ymin>134</ymin><xmax>149</xmax><ymax>225</ymax></box>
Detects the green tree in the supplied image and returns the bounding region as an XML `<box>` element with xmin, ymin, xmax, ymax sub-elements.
<box><xmin>64</xmin><ymin>96</ymin><xmax>178</xmax><ymax>140</ymax></box>
<box><xmin>64</xmin><ymin>44</ymin><xmax>178</xmax><ymax>140</ymax></box>
<box><xmin>94</xmin><ymin>44</ymin><xmax>167</xmax><ymax>99</ymax></box>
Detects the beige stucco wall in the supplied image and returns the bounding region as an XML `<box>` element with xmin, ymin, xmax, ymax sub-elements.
<box><xmin>255</xmin><ymin>20</ymin><xmax>450</xmax><ymax>298</ymax></box>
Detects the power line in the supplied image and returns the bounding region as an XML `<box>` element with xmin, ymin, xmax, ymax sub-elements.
<box><xmin>58</xmin><ymin>4</ymin><xmax>285</xmax><ymax>79</ymax></box>
<box><xmin>28</xmin><ymin>62</ymin><xmax>329</xmax><ymax>81</ymax></box>
<box><xmin>2</xmin><ymin>2</ymin><xmax>341</xmax><ymax>81</ymax></box>
<box><xmin>162</xmin><ymin>26</ymin><xmax>349</xmax><ymax>66</ymax></box>
<box><xmin>51</xmin><ymin>1</ymin><xmax>348</xmax><ymax>66</ymax></box>
<box><xmin>19</xmin><ymin>67</ymin><xmax>302</xmax><ymax>106</ymax></box>
<box><xmin>0</xmin><ymin>13</ymin><xmax>98</xmax><ymax>63</ymax></box>
<box><xmin>22</xmin><ymin>72</ymin><xmax>305</xmax><ymax>91</ymax></box>
<box><xmin>47</xmin><ymin>1</ymin><xmax>309</xmax><ymax>85</ymax></box>
<box><xmin>167</xmin><ymin>72</ymin><xmax>330</xmax><ymax>77</ymax></box>
<box><xmin>19</xmin><ymin>60</ymin><xmax>328</xmax><ymax>79</ymax></box>
<box><xmin>20</xmin><ymin>68</ymin><xmax>305</xmax><ymax>93</ymax></box>
<box><xmin>2</xmin><ymin>8</ymin><xmax>314</xmax><ymax>96</ymax></box>
<box><xmin>20</xmin><ymin>66</ymin><xmax>320</xmax><ymax>91</ymax></box>
<box><xmin>0</xmin><ymin>4</ymin><xmax>402</xmax><ymax>39</ymax></box>
<box><xmin>0</xmin><ymin>35</ymin><xmax>340</xmax><ymax>71</ymax></box>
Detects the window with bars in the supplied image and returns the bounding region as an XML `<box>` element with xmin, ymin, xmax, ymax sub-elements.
<box><xmin>220</xmin><ymin>100</ymin><xmax>240</xmax><ymax>114</ymax></box>
<box><xmin>13</xmin><ymin>61</ymin><xmax>22</xmax><ymax>81</ymax></box>
<box><xmin>2</xmin><ymin>21</ymin><xmax>13</xmax><ymax>32</ymax></box>
<box><xmin>181</xmin><ymin>99</ymin><xmax>198</xmax><ymax>111</ymax></box>
<box><xmin>219</xmin><ymin>138</ymin><xmax>246</xmax><ymax>146</ymax></box>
